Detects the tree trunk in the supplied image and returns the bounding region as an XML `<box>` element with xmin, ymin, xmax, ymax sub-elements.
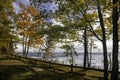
<box><xmin>96</xmin><ymin>1</ymin><xmax>108</xmax><ymax>80</ymax></box>
<box><xmin>38</xmin><ymin>47</ymin><xmax>41</xmax><ymax>58</ymax></box>
<box><xmin>111</xmin><ymin>0</ymin><xmax>119</xmax><ymax>80</ymax></box>
<box><xmin>83</xmin><ymin>26</ymin><xmax>88</xmax><ymax>69</ymax></box>
<box><xmin>24</xmin><ymin>37</ymin><xmax>28</xmax><ymax>56</ymax></box>
<box><xmin>22</xmin><ymin>36</ymin><xmax>25</xmax><ymax>56</ymax></box>
<box><xmin>26</xmin><ymin>38</ymin><xmax>30</xmax><ymax>58</ymax></box>
<box><xmin>108</xmin><ymin>53</ymin><xmax>112</xmax><ymax>71</ymax></box>
<box><xmin>88</xmin><ymin>39</ymin><xmax>93</xmax><ymax>68</ymax></box>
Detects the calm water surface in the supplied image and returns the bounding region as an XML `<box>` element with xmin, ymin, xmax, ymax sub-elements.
<box><xmin>17</xmin><ymin>52</ymin><xmax>120</xmax><ymax>70</ymax></box>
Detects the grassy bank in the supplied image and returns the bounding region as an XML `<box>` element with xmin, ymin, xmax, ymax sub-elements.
<box><xmin>0</xmin><ymin>54</ymin><xmax>115</xmax><ymax>80</ymax></box>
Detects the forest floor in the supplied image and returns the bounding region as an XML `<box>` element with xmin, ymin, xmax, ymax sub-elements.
<box><xmin>0</xmin><ymin>54</ymin><xmax>118</xmax><ymax>80</ymax></box>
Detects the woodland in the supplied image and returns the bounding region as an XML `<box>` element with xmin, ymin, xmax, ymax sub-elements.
<box><xmin>0</xmin><ymin>0</ymin><xmax>119</xmax><ymax>80</ymax></box>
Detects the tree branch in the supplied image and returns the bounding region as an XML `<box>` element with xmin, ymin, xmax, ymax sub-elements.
<box><xmin>69</xmin><ymin>0</ymin><xmax>103</xmax><ymax>42</ymax></box>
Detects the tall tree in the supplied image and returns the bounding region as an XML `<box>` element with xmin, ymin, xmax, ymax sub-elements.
<box><xmin>96</xmin><ymin>0</ymin><xmax>108</xmax><ymax>79</ymax></box>
<box><xmin>83</xmin><ymin>26</ymin><xmax>88</xmax><ymax>68</ymax></box>
<box><xmin>17</xmin><ymin>3</ymin><xmax>43</xmax><ymax>57</ymax></box>
<box><xmin>111</xmin><ymin>0</ymin><xmax>119</xmax><ymax>80</ymax></box>
<box><xmin>0</xmin><ymin>0</ymin><xmax>17</xmax><ymax>54</ymax></box>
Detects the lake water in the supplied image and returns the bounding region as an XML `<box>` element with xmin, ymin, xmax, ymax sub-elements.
<box><xmin>17</xmin><ymin>52</ymin><xmax>120</xmax><ymax>70</ymax></box>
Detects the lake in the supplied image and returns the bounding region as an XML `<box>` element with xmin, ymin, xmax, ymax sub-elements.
<box><xmin>17</xmin><ymin>52</ymin><xmax>120</xmax><ymax>70</ymax></box>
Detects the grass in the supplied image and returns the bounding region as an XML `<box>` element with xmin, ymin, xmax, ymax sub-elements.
<box><xmin>0</xmin><ymin>54</ymin><xmax>114</xmax><ymax>80</ymax></box>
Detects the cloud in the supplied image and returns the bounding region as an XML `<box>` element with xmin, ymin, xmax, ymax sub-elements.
<box><xmin>16</xmin><ymin>0</ymin><xmax>30</xmax><ymax>6</ymax></box>
<box><xmin>13</xmin><ymin>0</ymin><xmax>30</xmax><ymax>13</ymax></box>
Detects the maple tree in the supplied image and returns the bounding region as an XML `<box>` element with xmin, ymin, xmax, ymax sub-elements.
<box><xmin>17</xmin><ymin>3</ymin><xmax>44</xmax><ymax>57</ymax></box>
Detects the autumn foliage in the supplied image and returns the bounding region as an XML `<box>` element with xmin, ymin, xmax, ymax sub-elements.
<box><xmin>17</xmin><ymin>3</ymin><xmax>44</xmax><ymax>56</ymax></box>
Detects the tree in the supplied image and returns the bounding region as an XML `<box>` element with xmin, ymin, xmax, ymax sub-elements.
<box><xmin>111</xmin><ymin>0</ymin><xmax>119</xmax><ymax>80</ymax></box>
<box><xmin>95</xmin><ymin>0</ymin><xmax>108</xmax><ymax>79</ymax></box>
<box><xmin>28</xmin><ymin>2</ymin><xmax>118</xmax><ymax>79</ymax></box>
<box><xmin>17</xmin><ymin>3</ymin><xmax>43</xmax><ymax>57</ymax></box>
<box><xmin>70</xmin><ymin>0</ymin><xmax>111</xmax><ymax>79</ymax></box>
<box><xmin>0</xmin><ymin>0</ymin><xmax>17</xmax><ymax>54</ymax></box>
<box><xmin>54</xmin><ymin>0</ymin><xmax>97</xmax><ymax>69</ymax></box>
<box><xmin>88</xmin><ymin>36</ymin><xmax>96</xmax><ymax>68</ymax></box>
<box><xmin>56</xmin><ymin>1</ymin><xmax>110</xmax><ymax>79</ymax></box>
<box><xmin>83</xmin><ymin>26</ymin><xmax>88</xmax><ymax>69</ymax></box>
<box><xmin>29</xmin><ymin>0</ymin><xmax>100</xmax><ymax>69</ymax></box>
<box><xmin>60</xmin><ymin>43</ymin><xmax>77</xmax><ymax>65</ymax></box>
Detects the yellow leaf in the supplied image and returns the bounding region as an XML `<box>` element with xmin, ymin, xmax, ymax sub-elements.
<box><xmin>27</xmin><ymin>5</ymin><xmax>39</xmax><ymax>16</ymax></box>
<box><xmin>80</xmin><ymin>0</ymin><xmax>84</xmax><ymax>3</ymax></box>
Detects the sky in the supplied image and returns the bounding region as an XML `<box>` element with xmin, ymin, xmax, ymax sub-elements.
<box><xmin>13</xmin><ymin>0</ymin><xmax>114</xmax><ymax>53</ymax></box>
<box><xmin>13</xmin><ymin>0</ymin><xmax>57</xmax><ymax>13</ymax></box>
<box><xmin>13</xmin><ymin>0</ymin><xmax>30</xmax><ymax>13</ymax></box>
